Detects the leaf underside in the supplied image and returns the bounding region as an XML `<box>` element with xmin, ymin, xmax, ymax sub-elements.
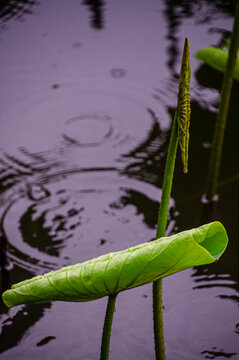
<box><xmin>2</xmin><ymin>221</ymin><xmax>228</xmax><ymax>308</ymax></box>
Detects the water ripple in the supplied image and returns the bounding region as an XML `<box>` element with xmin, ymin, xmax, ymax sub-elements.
<box><xmin>2</xmin><ymin>169</ymin><xmax>175</xmax><ymax>274</ymax></box>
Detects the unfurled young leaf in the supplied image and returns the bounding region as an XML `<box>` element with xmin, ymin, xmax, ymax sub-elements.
<box><xmin>2</xmin><ymin>221</ymin><xmax>228</xmax><ymax>308</ymax></box>
<box><xmin>177</xmin><ymin>38</ymin><xmax>191</xmax><ymax>173</ymax></box>
<box><xmin>194</xmin><ymin>46</ymin><xmax>239</xmax><ymax>81</ymax></box>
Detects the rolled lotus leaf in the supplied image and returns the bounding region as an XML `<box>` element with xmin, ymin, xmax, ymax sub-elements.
<box><xmin>194</xmin><ymin>46</ymin><xmax>239</xmax><ymax>81</ymax></box>
<box><xmin>2</xmin><ymin>221</ymin><xmax>228</xmax><ymax>308</ymax></box>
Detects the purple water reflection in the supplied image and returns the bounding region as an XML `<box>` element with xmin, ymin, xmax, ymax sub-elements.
<box><xmin>0</xmin><ymin>1</ymin><xmax>238</xmax><ymax>359</ymax></box>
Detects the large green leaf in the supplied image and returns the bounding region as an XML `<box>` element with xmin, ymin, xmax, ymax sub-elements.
<box><xmin>2</xmin><ymin>221</ymin><xmax>228</xmax><ymax>308</ymax></box>
<box><xmin>194</xmin><ymin>46</ymin><xmax>239</xmax><ymax>81</ymax></box>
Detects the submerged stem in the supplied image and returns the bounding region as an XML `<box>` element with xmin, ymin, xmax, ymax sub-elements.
<box><xmin>100</xmin><ymin>294</ymin><xmax>117</xmax><ymax>360</ymax></box>
<box><xmin>205</xmin><ymin>0</ymin><xmax>239</xmax><ymax>200</ymax></box>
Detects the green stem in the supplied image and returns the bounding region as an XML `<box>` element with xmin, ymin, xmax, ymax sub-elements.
<box><xmin>157</xmin><ymin>112</ymin><xmax>179</xmax><ymax>239</ymax></box>
<box><xmin>153</xmin><ymin>279</ymin><xmax>165</xmax><ymax>359</ymax></box>
<box><xmin>205</xmin><ymin>0</ymin><xmax>239</xmax><ymax>200</ymax></box>
<box><xmin>153</xmin><ymin>112</ymin><xmax>179</xmax><ymax>360</ymax></box>
<box><xmin>100</xmin><ymin>294</ymin><xmax>117</xmax><ymax>360</ymax></box>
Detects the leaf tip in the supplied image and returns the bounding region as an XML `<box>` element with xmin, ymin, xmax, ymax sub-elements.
<box><xmin>2</xmin><ymin>290</ymin><xmax>13</xmax><ymax>308</ymax></box>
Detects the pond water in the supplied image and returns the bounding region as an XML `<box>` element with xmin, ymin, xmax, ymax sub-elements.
<box><xmin>0</xmin><ymin>1</ymin><xmax>238</xmax><ymax>359</ymax></box>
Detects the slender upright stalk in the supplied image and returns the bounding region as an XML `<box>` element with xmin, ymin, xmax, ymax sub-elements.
<box><xmin>99</xmin><ymin>107</ymin><xmax>179</xmax><ymax>360</ymax></box>
<box><xmin>153</xmin><ymin>279</ymin><xmax>165</xmax><ymax>359</ymax></box>
<box><xmin>100</xmin><ymin>294</ymin><xmax>117</xmax><ymax>360</ymax></box>
<box><xmin>153</xmin><ymin>38</ymin><xmax>191</xmax><ymax>360</ymax></box>
<box><xmin>156</xmin><ymin>114</ymin><xmax>179</xmax><ymax>239</ymax></box>
<box><xmin>153</xmin><ymin>113</ymin><xmax>178</xmax><ymax>360</ymax></box>
<box><xmin>205</xmin><ymin>0</ymin><xmax>239</xmax><ymax>200</ymax></box>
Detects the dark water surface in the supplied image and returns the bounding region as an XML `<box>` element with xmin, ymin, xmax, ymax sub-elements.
<box><xmin>0</xmin><ymin>1</ymin><xmax>238</xmax><ymax>359</ymax></box>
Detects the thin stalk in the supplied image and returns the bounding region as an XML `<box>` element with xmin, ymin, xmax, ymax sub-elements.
<box><xmin>153</xmin><ymin>113</ymin><xmax>179</xmax><ymax>360</ymax></box>
<box><xmin>156</xmin><ymin>114</ymin><xmax>179</xmax><ymax>239</ymax></box>
<box><xmin>153</xmin><ymin>37</ymin><xmax>190</xmax><ymax>360</ymax></box>
<box><xmin>100</xmin><ymin>294</ymin><xmax>117</xmax><ymax>360</ymax></box>
<box><xmin>205</xmin><ymin>0</ymin><xmax>239</xmax><ymax>200</ymax></box>
<box><xmin>153</xmin><ymin>280</ymin><xmax>165</xmax><ymax>359</ymax></box>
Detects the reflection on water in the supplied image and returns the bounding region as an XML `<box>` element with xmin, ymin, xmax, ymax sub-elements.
<box><xmin>0</xmin><ymin>231</ymin><xmax>9</xmax><ymax>292</ymax></box>
<box><xmin>122</xmin><ymin>108</ymin><xmax>169</xmax><ymax>186</ymax></box>
<box><xmin>0</xmin><ymin>0</ymin><xmax>39</xmax><ymax>26</ymax></box>
<box><xmin>201</xmin><ymin>348</ymin><xmax>237</xmax><ymax>359</ymax></box>
<box><xmin>0</xmin><ymin>88</ymin><xmax>173</xmax><ymax>274</ymax></box>
<box><xmin>164</xmin><ymin>0</ymin><xmax>236</xmax><ymax>78</ymax></box>
<box><xmin>0</xmin><ymin>302</ymin><xmax>51</xmax><ymax>354</ymax></box>
<box><xmin>83</xmin><ymin>0</ymin><xmax>105</xmax><ymax>30</ymax></box>
<box><xmin>36</xmin><ymin>335</ymin><xmax>56</xmax><ymax>347</ymax></box>
<box><xmin>0</xmin><ymin>0</ymin><xmax>238</xmax><ymax>359</ymax></box>
<box><xmin>1</xmin><ymin>162</ymin><xmax>175</xmax><ymax>274</ymax></box>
